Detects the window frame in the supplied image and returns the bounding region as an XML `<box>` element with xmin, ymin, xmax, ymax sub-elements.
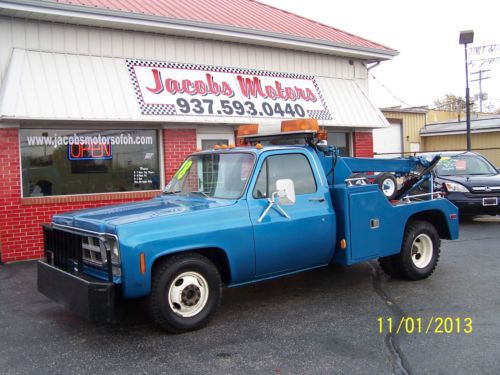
<box><xmin>327</xmin><ymin>131</ymin><xmax>352</xmax><ymax>157</ymax></box>
<box><xmin>251</xmin><ymin>151</ymin><xmax>318</xmax><ymax>199</ymax></box>
<box><xmin>19</xmin><ymin>128</ymin><xmax>162</xmax><ymax>198</ymax></box>
<box><xmin>196</xmin><ymin>132</ymin><xmax>235</xmax><ymax>150</ymax></box>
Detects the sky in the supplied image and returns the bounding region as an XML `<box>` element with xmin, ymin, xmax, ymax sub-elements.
<box><xmin>259</xmin><ymin>0</ymin><xmax>500</xmax><ymax>111</ymax></box>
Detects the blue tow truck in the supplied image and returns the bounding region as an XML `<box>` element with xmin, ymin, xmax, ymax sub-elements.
<box><xmin>38</xmin><ymin>120</ymin><xmax>459</xmax><ymax>333</ymax></box>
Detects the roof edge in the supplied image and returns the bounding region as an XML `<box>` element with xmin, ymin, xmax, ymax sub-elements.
<box><xmin>253</xmin><ymin>0</ymin><xmax>396</xmax><ymax>53</ymax></box>
<box><xmin>420</xmin><ymin>128</ymin><xmax>500</xmax><ymax>136</ymax></box>
<box><xmin>425</xmin><ymin>116</ymin><xmax>500</xmax><ymax>127</ymax></box>
<box><xmin>0</xmin><ymin>0</ymin><xmax>398</xmax><ymax>61</ymax></box>
<box><xmin>381</xmin><ymin>107</ymin><xmax>428</xmax><ymax>114</ymax></box>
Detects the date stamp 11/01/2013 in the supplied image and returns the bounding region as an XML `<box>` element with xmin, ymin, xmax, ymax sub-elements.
<box><xmin>378</xmin><ymin>317</ymin><xmax>473</xmax><ymax>335</ymax></box>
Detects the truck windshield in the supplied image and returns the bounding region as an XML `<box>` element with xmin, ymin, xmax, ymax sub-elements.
<box><xmin>435</xmin><ymin>154</ymin><xmax>498</xmax><ymax>176</ymax></box>
<box><xmin>164</xmin><ymin>153</ymin><xmax>255</xmax><ymax>199</ymax></box>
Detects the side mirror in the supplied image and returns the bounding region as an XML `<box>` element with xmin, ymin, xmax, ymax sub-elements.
<box><xmin>256</xmin><ymin>179</ymin><xmax>295</xmax><ymax>223</ymax></box>
<box><xmin>275</xmin><ymin>179</ymin><xmax>296</xmax><ymax>206</ymax></box>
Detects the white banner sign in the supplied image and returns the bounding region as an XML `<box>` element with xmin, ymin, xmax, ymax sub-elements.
<box><xmin>127</xmin><ymin>59</ymin><xmax>331</xmax><ymax>120</ymax></box>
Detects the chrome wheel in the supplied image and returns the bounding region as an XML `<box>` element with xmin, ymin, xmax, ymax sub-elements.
<box><xmin>168</xmin><ymin>271</ymin><xmax>209</xmax><ymax>318</ymax></box>
<box><xmin>411</xmin><ymin>233</ymin><xmax>433</xmax><ymax>269</ymax></box>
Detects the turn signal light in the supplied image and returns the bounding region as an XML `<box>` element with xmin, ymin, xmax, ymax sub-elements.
<box><xmin>281</xmin><ymin>118</ymin><xmax>319</xmax><ymax>133</ymax></box>
<box><xmin>317</xmin><ymin>129</ymin><xmax>328</xmax><ymax>141</ymax></box>
<box><xmin>140</xmin><ymin>252</ymin><xmax>146</xmax><ymax>274</ymax></box>
<box><xmin>340</xmin><ymin>239</ymin><xmax>347</xmax><ymax>249</ymax></box>
<box><xmin>256</xmin><ymin>143</ymin><xmax>263</xmax><ymax>150</ymax></box>
<box><xmin>237</xmin><ymin>124</ymin><xmax>259</xmax><ymax>137</ymax></box>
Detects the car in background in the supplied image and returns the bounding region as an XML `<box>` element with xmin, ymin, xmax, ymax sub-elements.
<box><xmin>420</xmin><ymin>151</ymin><xmax>500</xmax><ymax>219</ymax></box>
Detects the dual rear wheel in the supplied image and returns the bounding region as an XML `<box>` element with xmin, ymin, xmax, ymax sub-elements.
<box><xmin>379</xmin><ymin>220</ymin><xmax>441</xmax><ymax>280</ymax></box>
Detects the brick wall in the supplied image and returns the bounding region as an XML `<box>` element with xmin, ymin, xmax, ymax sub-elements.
<box><xmin>353</xmin><ymin>131</ymin><xmax>373</xmax><ymax>158</ymax></box>
<box><xmin>162</xmin><ymin>128</ymin><xmax>197</xmax><ymax>182</ymax></box>
<box><xmin>0</xmin><ymin>128</ymin><xmax>197</xmax><ymax>263</ymax></box>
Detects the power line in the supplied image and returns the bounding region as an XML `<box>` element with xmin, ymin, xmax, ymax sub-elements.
<box><xmin>470</xmin><ymin>69</ymin><xmax>491</xmax><ymax>112</ymax></box>
<box><xmin>469</xmin><ymin>56</ymin><xmax>500</xmax><ymax>69</ymax></box>
<box><xmin>368</xmin><ymin>71</ymin><xmax>415</xmax><ymax>107</ymax></box>
<box><xmin>368</xmin><ymin>72</ymin><xmax>498</xmax><ymax>112</ymax></box>
<box><xmin>468</xmin><ymin>44</ymin><xmax>500</xmax><ymax>56</ymax></box>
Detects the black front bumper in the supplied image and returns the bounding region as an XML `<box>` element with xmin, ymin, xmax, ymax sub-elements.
<box><xmin>37</xmin><ymin>260</ymin><xmax>116</xmax><ymax>323</ymax></box>
<box><xmin>447</xmin><ymin>192</ymin><xmax>500</xmax><ymax>215</ymax></box>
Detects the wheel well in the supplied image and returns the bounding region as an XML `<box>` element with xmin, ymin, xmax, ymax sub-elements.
<box><xmin>406</xmin><ymin>210</ymin><xmax>451</xmax><ymax>239</ymax></box>
<box><xmin>152</xmin><ymin>248</ymin><xmax>231</xmax><ymax>284</ymax></box>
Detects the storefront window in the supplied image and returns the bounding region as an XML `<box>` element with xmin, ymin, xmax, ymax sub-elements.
<box><xmin>20</xmin><ymin>129</ymin><xmax>160</xmax><ymax>197</ymax></box>
<box><xmin>328</xmin><ymin>132</ymin><xmax>351</xmax><ymax>156</ymax></box>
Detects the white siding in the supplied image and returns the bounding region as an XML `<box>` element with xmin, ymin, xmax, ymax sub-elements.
<box><xmin>0</xmin><ymin>16</ymin><xmax>359</xmax><ymax>85</ymax></box>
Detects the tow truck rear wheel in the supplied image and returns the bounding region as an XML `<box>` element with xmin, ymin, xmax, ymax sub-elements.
<box><xmin>149</xmin><ymin>253</ymin><xmax>222</xmax><ymax>333</ymax></box>
<box><xmin>379</xmin><ymin>220</ymin><xmax>440</xmax><ymax>280</ymax></box>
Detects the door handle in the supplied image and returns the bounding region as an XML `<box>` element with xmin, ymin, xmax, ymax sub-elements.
<box><xmin>309</xmin><ymin>197</ymin><xmax>325</xmax><ymax>202</ymax></box>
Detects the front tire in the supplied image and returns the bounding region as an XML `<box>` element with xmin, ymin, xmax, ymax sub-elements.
<box><xmin>379</xmin><ymin>220</ymin><xmax>440</xmax><ymax>280</ymax></box>
<box><xmin>149</xmin><ymin>253</ymin><xmax>222</xmax><ymax>333</ymax></box>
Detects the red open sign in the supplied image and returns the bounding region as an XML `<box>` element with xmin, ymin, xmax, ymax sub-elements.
<box><xmin>68</xmin><ymin>143</ymin><xmax>112</xmax><ymax>160</ymax></box>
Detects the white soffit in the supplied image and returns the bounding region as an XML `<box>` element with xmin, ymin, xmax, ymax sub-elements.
<box><xmin>0</xmin><ymin>49</ymin><xmax>389</xmax><ymax>128</ymax></box>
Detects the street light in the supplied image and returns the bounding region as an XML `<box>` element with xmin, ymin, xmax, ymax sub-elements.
<box><xmin>459</xmin><ymin>30</ymin><xmax>474</xmax><ymax>151</ymax></box>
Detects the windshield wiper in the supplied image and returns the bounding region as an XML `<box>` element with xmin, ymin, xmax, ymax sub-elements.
<box><xmin>464</xmin><ymin>173</ymin><xmax>495</xmax><ymax>176</ymax></box>
<box><xmin>163</xmin><ymin>190</ymin><xmax>181</xmax><ymax>195</ymax></box>
<box><xmin>189</xmin><ymin>191</ymin><xmax>211</xmax><ymax>198</ymax></box>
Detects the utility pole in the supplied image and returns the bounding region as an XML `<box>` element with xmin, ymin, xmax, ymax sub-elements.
<box><xmin>471</xmin><ymin>69</ymin><xmax>491</xmax><ymax>112</ymax></box>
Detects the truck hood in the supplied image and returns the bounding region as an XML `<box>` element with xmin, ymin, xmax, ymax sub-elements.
<box><xmin>437</xmin><ymin>173</ymin><xmax>500</xmax><ymax>188</ymax></box>
<box><xmin>52</xmin><ymin>195</ymin><xmax>236</xmax><ymax>233</ymax></box>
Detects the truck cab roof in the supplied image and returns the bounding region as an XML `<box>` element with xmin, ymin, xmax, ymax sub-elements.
<box><xmin>193</xmin><ymin>145</ymin><xmax>313</xmax><ymax>156</ymax></box>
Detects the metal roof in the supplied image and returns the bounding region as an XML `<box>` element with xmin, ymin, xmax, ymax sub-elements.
<box><xmin>0</xmin><ymin>0</ymin><xmax>398</xmax><ymax>60</ymax></box>
<box><xmin>420</xmin><ymin>117</ymin><xmax>500</xmax><ymax>136</ymax></box>
<box><xmin>381</xmin><ymin>106</ymin><xmax>428</xmax><ymax>114</ymax></box>
<box><xmin>0</xmin><ymin>49</ymin><xmax>389</xmax><ymax>129</ymax></box>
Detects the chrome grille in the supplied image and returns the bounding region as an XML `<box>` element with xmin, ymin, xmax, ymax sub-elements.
<box><xmin>471</xmin><ymin>186</ymin><xmax>500</xmax><ymax>193</ymax></box>
<box><xmin>82</xmin><ymin>236</ymin><xmax>105</xmax><ymax>265</ymax></box>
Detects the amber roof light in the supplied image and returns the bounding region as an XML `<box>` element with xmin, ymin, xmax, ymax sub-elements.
<box><xmin>281</xmin><ymin>119</ymin><xmax>319</xmax><ymax>133</ymax></box>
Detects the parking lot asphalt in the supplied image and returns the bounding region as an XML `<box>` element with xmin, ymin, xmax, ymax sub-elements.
<box><xmin>0</xmin><ymin>218</ymin><xmax>499</xmax><ymax>375</ymax></box>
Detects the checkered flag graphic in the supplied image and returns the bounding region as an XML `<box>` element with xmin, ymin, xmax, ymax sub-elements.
<box><xmin>126</xmin><ymin>58</ymin><xmax>331</xmax><ymax>117</ymax></box>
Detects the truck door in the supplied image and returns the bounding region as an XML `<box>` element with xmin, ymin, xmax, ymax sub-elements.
<box><xmin>247</xmin><ymin>151</ymin><xmax>335</xmax><ymax>277</ymax></box>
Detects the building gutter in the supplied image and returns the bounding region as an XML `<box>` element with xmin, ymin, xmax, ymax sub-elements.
<box><xmin>420</xmin><ymin>128</ymin><xmax>500</xmax><ymax>136</ymax></box>
<box><xmin>0</xmin><ymin>0</ymin><xmax>398</xmax><ymax>61</ymax></box>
